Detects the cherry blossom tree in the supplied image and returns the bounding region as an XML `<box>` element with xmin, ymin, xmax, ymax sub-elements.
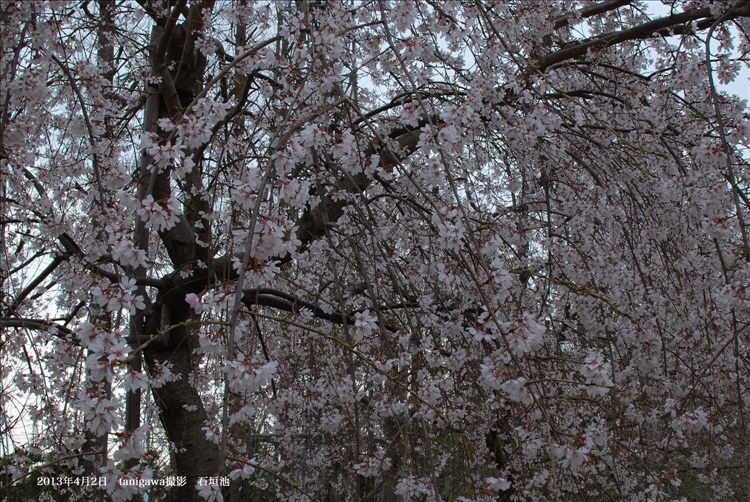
<box><xmin>1</xmin><ymin>0</ymin><xmax>749</xmax><ymax>500</ymax></box>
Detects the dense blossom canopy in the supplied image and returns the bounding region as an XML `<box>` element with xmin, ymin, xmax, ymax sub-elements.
<box><xmin>1</xmin><ymin>0</ymin><xmax>749</xmax><ymax>500</ymax></box>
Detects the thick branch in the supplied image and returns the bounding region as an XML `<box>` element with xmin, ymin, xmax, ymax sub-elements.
<box><xmin>242</xmin><ymin>288</ymin><xmax>349</xmax><ymax>326</ymax></box>
<box><xmin>6</xmin><ymin>255</ymin><xmax>65</xmax><ymax>315</ymax></box>
<box><xmin>150</xmin><ymin>3</ymin><xmax>215</xmax><ymax>270</ymax></box>
<box><xmin>151</xmin><ymin>0</ymin><xmax>187</xmax><ymax>69</ymax></box>
<box><xmin>61</xmin><ymin>232</ymin><xmax>166</xmax><ymax>289</ymax></box>
<box><xmin>0</xmin><ymin>317</ymin><xmax>76</xmax><ymax>341</ymax></box>
<box><xmin>551</xmin><ymin>0</ymin><xmax>632</xmax><ymax>29</ymax></box>
<box><xmin>134</xmin><ymin>0</ymin><xmax>189</xmax><ymax>25</ymax></box>
<box><xmin>295</xmin><ymin>124</ymin><xmax>423</xmax><ymax>243</ymax></box>
<box><xmin>211</xmin><ymin>122</ymin><xmax>424</xmax><ymax>281</ymax></box>
<box><xmin>241</xmin><ymin>288</ymin><xmax>411</xmax><ymax>333</ymax></box>
<box><xmin>537</xmin><ymin>6</ymin><xmax>750</xmax><ymax>72</ymax></box>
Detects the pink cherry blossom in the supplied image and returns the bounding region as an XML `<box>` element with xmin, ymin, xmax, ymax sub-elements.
<box><xmin>2</xmin><ymin>2</ymin><xmax>748</xmax><ymax>500</ymax></box>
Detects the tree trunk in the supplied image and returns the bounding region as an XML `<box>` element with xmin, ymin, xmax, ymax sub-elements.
<box><xmin>143</xmin><ymin>306</ymin><xmax>220</xmax><ymax>500</ymax></box>
<box><xmin>136</xmin><ymin>3</ymin><xmax>221</xmax><ymax>498</ymax></box>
